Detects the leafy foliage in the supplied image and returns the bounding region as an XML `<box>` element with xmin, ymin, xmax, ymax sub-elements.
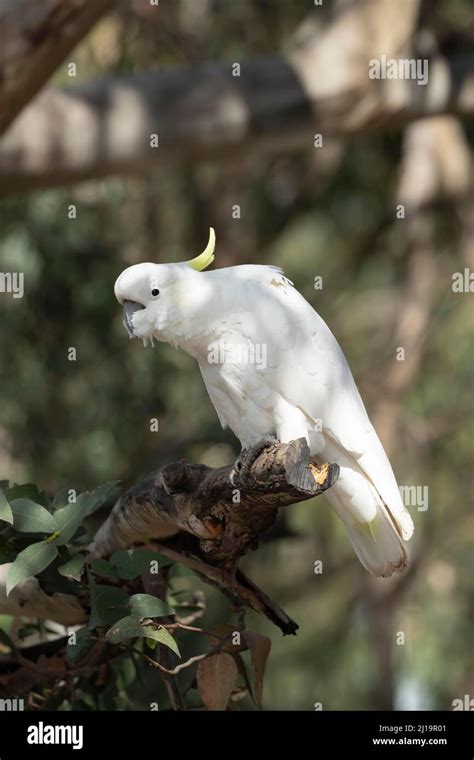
<box><xmin>0</xmin><ymin>480</ymin><xmax>265</xmax><ymax>711</ymax></box>
<box><xmin>6</xmin><ymin>541</ymin><xmax>58</xmax><ymax>595</ymax></box>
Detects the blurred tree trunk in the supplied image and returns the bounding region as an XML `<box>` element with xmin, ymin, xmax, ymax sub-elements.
<box><xmin>367</xmin><ymin>114</ymin><xmax>473</xmax><ymax>710</ymax></box>
<box><xmin>374</xmin><ymin>116</ymin><xmax>473</xmax><ymax>455</ymax></box>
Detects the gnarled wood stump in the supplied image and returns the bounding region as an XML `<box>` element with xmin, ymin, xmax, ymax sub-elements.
<box><xmin>92</xmin><ymin>438</ymin><xmax>339</xmax><ymax>634</ymax></box>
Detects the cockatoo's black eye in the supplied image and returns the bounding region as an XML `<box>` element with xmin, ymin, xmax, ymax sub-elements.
<box><xmin>151</xmin><ymin>288</ymin><xmax>160</xmax><ymax>297</ymax></box>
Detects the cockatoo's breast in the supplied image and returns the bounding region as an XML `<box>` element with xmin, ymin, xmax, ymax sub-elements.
<box><xmin>190</xmin><ymin>266</ymin><xmax>323</xmax><ymax>447</ymax></box>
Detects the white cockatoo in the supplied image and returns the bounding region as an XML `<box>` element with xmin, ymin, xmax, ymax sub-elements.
<box><xmin>114</xmin><ymin>229</ymin><xmax>414</xmax><ymax>577</ymax></box>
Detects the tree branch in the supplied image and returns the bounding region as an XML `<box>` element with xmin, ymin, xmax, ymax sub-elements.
<box><xmin>89</xmin><ymin>438</ymin><xmax>338</xmax><ymax>635</ymax></box>
<box><xmin>1</xmin><ymin>2</ymin><xmax>472</xmax><ymax>194</ymax></box>
<box><xmin>0</xmin><ymin>0</ymin><xmax>116</xmax><ymax>134</ymax></box>
<box><xmin>91</xmin><ymin>438</ymin><xmax>338</xmax><ymax>565</ymax></box>
<box><xmin>0</xmin><ymin>439</ymin><xmax>338</xmax><ymax>635</ymax></box>
<box><xmin>0</xmin><ymin>565</ymin><xmax>86</xmax><ymax>625</ymax></box>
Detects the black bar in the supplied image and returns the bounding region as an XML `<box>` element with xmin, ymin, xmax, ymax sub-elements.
<box><xmin>0</xmin><ymin>710</ymin><xmax>472</xmax><ymax>757</ymax></box>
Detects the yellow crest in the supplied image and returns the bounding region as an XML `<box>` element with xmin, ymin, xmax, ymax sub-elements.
<box><xmin>186</xmin><ymin>227</ymin><xmax>216</xmax><ymax>271</ymax></box>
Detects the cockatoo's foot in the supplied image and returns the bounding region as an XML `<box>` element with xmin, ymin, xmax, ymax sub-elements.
<box><xmin>230</xmin><ymin>436</ymin><xmax>280</xmax><ymax>485</ymax></box>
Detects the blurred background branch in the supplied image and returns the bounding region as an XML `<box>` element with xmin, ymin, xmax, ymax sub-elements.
<box><xmin>0</xmin><ymin>0</ymin><xmax>473</xmax><ymax>194</ymax></box>
<box><xmin>0</xmin><ymin>0</ymin><xmax>117</xmax><ymax>134</ymax></box>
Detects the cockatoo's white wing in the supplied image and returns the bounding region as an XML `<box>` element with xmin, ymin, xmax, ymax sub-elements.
<box><xmin>200</xmin><ymin>265</ymin><xmax>413</xmax><ymax>575</ymax></box>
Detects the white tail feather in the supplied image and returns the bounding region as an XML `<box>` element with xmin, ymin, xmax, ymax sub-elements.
<box><xmin>325</xmin><ymin>477</ymin><xmax>411</xmax><ymax>578</ymax></box>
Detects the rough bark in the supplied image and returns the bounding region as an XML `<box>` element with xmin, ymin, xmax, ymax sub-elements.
<box><xmin>91</xmin><ymin>437</ymin><xmax>338</xmax><ymax>564</ymax></box>
<box><xmin>90</xmin><ymin>438</ymin><xmax>339</xmax><ymax>634</ymax></box>
<box><xmin>0</xmin><ymin>439</ymin><xmax>338</xmax><ymax>635</ymax></box>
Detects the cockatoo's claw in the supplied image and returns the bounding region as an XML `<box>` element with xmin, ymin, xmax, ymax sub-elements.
<box><xmin>230</xmin><ymin>436</ymin><xmax>280</xmax><ymax>484</ymax></box>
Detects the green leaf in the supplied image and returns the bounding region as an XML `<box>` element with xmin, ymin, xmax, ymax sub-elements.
<box><xmin>76</xmin><ymin>482</ymin><xmax>121</xmax><ymax>517</ymax></box>
<box><xmin>53</xmin><ymin>489</ymin><xmax>71</xmax><ymax>509</ymax></box>
<box><xmin>142</xmin><ymin>625</ymin><xmax>180</xmax><ymax>657</ymax></box>
<box><xmin>6</xmin><ymin>542</ymin><xmax>58</xmax><ymax>595</ymax></box>
<box><xmin>0</xmin><ymin>491</ymin><xmax>13</xmax><ymax>525</ymax></box>
<box><xmin>89</xmin><ymin>585</ymin><xmax>129</xmax><ymax>629</ymax></box>
<box><xmin>67</xmin><ymin>626</ymin><xmax>95</xmax><ymax>663</ymax></box>
<box><xmin>52</xmin><ymin>501</ymin><xmax>89</xmax><ymax>545</ymax></box>
<box><xmin>72</xmin><ymin>529</ymin><xmax>91</xmax><ymax>546</ymax></box>
<box><xmin>171</xmin><ymin>603</ymin><xmax>204</xmax><ymax>615</ymax></box>
<box><xmin>105</xmin><ymin>617</ymin><xmax>179</xmax><ymax>655</ymax></box>
<box><xmin>170</xmin><ymin>563</ymin><xmax>195</xmax><ymax>579</ymax></box>
<box><xmin>7</xmin><ymin>485</ymin><xmax>34</xmax><ymax>500</ymax></box>
<box><xmin>105</xmin><ymin>615</ymin><xmax>144</xmax><ymax>644</ymax></box>
<box><xmin>58</xmin><ymin>553</ymin><xmax>85</xmax><ymax>580</ymax></box>
<box><xmin>10</xmin><ymin>499</ymin><xmax>57</xmax><ymax>534</ymax></box>
<box><xmin>90</xmin><ymin>558</ymin><xmax>118</xmax><ymax>579</ymax></box>
<box><xmin>36</xmin><ymin>560</ymin><xmax>82</xmax><ymax>596</ymax></box>
<box><xmin>6</xmin><ymin>484</ymin><xmax>50</xmax><ymax>507</ymax></box>
<box><xmin>129</xmin><ymin>593</ymin><xmax>172</xmax><ymax>619</ymax></box>
<box><xmin>110</xmin><ymin>548</ymin><xmax>171</xmax><ymax>580</ymax></box>
<box><xmin>115</xmin><ymin>656</ymin><xmax>137</xmax><ymax>690</ymax></box>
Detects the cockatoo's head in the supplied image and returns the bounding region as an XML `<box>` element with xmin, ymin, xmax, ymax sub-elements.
<box><xmin>114</xmin><ymin>228</ymin><xmax>215</xmax><ymax>344</ymax></box>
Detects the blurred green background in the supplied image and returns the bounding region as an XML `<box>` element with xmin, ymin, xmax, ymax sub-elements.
<box><xmin>0</xmin><ymin>0</ymin><xmax>472</xmax><ymax>710</ymax></box>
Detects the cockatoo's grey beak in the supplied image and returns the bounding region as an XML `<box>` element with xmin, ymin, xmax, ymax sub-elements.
<box><xmin>123</xmin><ymin>300</ymin><xmax>145</xmax><ymax>338</ymax></box>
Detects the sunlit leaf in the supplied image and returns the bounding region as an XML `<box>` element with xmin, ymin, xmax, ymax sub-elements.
<box><xmin>53</xmin><ymin>501</ymin><xmax>89</xmax><ymax>545</ymax></box>
<box><xmin>6</xmin><ymin>542</ymin><xmax>58</xmax><ymax>595</ymax></box>
<box><xmin>58</xmin><ymin>553</ymin><xmax>86</xmax><ymax>580</ymax></box>
<box><xmin>129</xmin><ymin>593</ymin><xmax>172</xmax><ymax>619</ymax></box>
<box><xmin>9</xmin><ymin>499</ymin><xmax>57</xmax><ymax>534</ymax></box>
<box><xmin>141</xmin><ymin>625</ymin><xmax>180</xmax><ymax>656</ymax></box>
<box><xmin>0</xmin><ymin>491</ymin><xmax>13</xmax><ymax>525</ymax></box>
